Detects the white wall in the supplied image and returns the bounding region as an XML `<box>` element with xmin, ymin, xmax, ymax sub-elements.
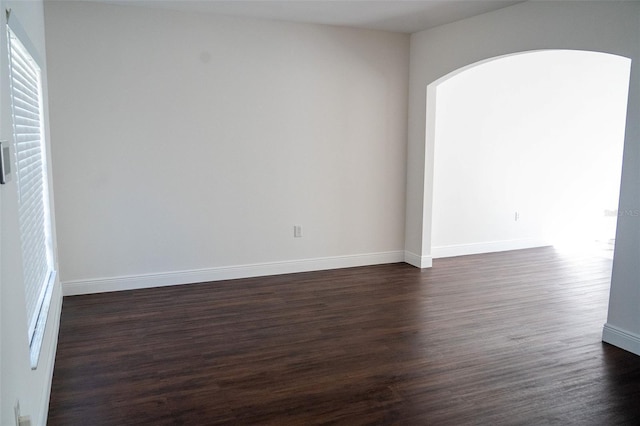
<box><xmin>0</xmin><ymin>0</ymin><xmax>62</xmax><ymax>424</ymax></box>
<box><xmin>431</xmin><ymin>50</ymin><xmax>630</xmax><ymax>258</ymax></box>
<box><xmin>406</xmin><ymin>1</ymin><xmax>640</xmax><ymax>354</ymax></box>
<box><xmin>43</xmin><ymin>2</ymin><xmax>410</xmax><ymax>294</ymax></box>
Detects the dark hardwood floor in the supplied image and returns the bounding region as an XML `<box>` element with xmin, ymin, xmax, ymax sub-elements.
<box><xmin>48</xmin><ymin>247</ymin><xmax>640</xmax><ymax>425</ymax></box>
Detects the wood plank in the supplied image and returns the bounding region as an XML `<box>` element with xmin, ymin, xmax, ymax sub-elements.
<box><xmin>48</xmin><ymin>247</ymin><xmax>640</xmax><ymax>425</ymax></box>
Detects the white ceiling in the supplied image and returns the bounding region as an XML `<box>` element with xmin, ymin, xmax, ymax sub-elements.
<box><xmin>80</xmin><ymin>0</ymin><xmax>525</xmax><ymax>34</ymax></box>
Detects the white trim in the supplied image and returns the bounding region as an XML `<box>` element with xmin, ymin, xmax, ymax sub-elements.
<box><xmin>62</xmin><ymin>251</ymin><xmax>405</xmax><ymax>295</ymax></box>
<box><xmin>29</xmin><ymin>271</ymin><xmax>56</xmax><ymax>369</ymax></box>
<box><xmin>404</xmin><ymin>251</ymin><xmax>432</xmax><ymax>268</ymax></box>
<box><xmin>39</xmin><ymin>282</ymin><xmax>62</xmax><ymax>426</ymax></box>
<box><xmin>432</xmin><ymin>238</ymin><xmax>550</xmax><ymax>259</ymax></box>
<box><xmin>602</xmin><ymin>323</ymin><xmax>640</xmax><ymax>356</ymax></box>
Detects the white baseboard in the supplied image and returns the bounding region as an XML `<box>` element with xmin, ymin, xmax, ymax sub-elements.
<box><xmin>62</xmin><ymin>251</ymin><xmax>406</xmax><ymax>296</ymax></box>
<box><xmin>404</xmin><ymin>251</ymin><xmax>432</xmax><ymax>268</ymax></box>
<box><xmin>602</xmin><ymin>323</ymin><xmax>640</xmax><ymax>356</ymax></box>
<box><xmin>432</xmin><ymin>238</ymin><xmax>550</xmax><ymax>259</ymax></box>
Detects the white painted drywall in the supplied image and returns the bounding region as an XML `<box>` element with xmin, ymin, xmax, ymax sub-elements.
<box><xmin>43</xmin><ymin>2</ymin><xmax>409</xmax><ymax>288</ymax></box>
<box><xmin>406</xmin><ymin>1</ymin><xmax>640</xmax><ymax>354</ymax></box>
<box><xmin>0</xmin><ymin>0</ymin><xmax>62</xmax><ymax>424</ymax></box>
<box><xmin>431</xmin><ymin>50</ymin><xmax>630</xmax><ymax>257</ymax></box>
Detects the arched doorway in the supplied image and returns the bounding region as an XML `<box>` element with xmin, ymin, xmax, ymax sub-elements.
<box><xmin>402</xmin><ymin>1</ymin><xmax>640</xmax><ymax>357</ymax></box>
<box><xmin>426</xmin><ymin>50</ymin><xmax>631</xmax><ymax>258</ymax></box>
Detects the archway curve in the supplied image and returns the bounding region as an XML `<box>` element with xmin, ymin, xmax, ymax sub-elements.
<box><xmin>402</xmin><ymin>1</ymin><xmax>640</xmax><ymax>356</ymax></box>
<box><xmin>425</xmin><ymin>49</ymin><xmax>630</xmax><ymax>257</ymax></box>
<box><xmin>423</xmin><ymin>49</ymin><xmax>631</xmax><ymax>257</ymax></box>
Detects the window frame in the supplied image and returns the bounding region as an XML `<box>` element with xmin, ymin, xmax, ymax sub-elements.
<box><xmin>6</xmin><ymin>11</ymin><xmax>57</xmax><ymax>369</ymax></box>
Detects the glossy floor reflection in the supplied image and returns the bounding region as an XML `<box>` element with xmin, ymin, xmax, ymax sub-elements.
<box><xmin>48</xmin><ymin>247</ymin><xmax>640</xmax><ymax>425</ymax></box>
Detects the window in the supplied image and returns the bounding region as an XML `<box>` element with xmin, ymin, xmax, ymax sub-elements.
<box><xmin>7</xmin><ymin>16</ymin><xmax>56</xmax><ymax>368</ymax></box>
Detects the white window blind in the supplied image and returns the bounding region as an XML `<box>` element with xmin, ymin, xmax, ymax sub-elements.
<box><xmin>7</xmin><ymin>23</ymin><xmax>55</xmax><ymax>362</ymax></box>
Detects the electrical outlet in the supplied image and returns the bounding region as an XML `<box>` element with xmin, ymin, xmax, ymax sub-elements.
<box><xmin>515</xmin><ymin>211</ymin><xmax>520</xmax><ymax>221</ymax></box>
<box><xmin>294</xmin><ymin>225</ymin><xmax>302</xmax><ymax>238</ymax></box>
